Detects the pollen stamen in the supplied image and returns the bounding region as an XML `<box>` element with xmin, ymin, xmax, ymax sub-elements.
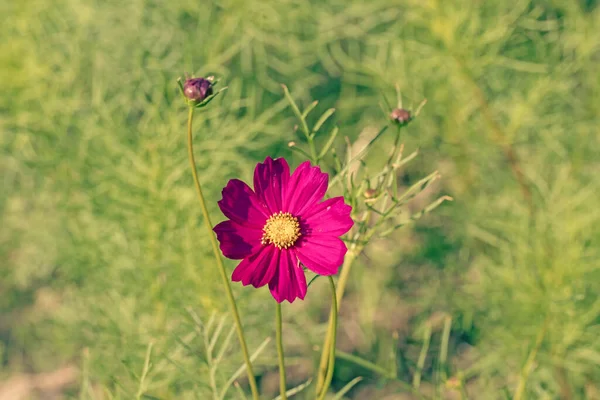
<box><xmin>261</xmin><ymin>211</ymin><xmax>301</xmax><ymax>249</ymax></box>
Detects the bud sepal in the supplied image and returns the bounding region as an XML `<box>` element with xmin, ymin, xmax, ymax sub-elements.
<box><xmin>177</xmin><ymin>76</ymin><xmax>227</xmax><ymax>108</ymax></box>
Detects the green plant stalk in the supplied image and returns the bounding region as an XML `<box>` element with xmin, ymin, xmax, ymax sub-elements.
<box><xmin>317</xmin><ymin>277</ymin><xmax>339</xmax><ymax>400</ymax></box>
<box><xmin>276</xmin><ymin>303</ymin><xmax>287</xmax><ymax>400</ymax></box>
<box><xmin>135</xmin><ymin>342</ymin><xmax>153</xmax><ymax>400</ymax></box>
<box><xmin>513</xmin><ymin>319</ymin><xmax>549</xmax><ymax>400</ymax></box>
<box><xmin>204</xmin><ymin>325</ymin><xmax>219</xmax><ymax>399</ymax></box>
<box><xmin>439</xmin><ymin>316</ymin><xmax>452</xmax><ymax>382</ymax></box>
<box><xmin>315</xmin><ymin>248</ymin><xmax>359</xmax><ymax>394</ymax></box>
<box><xmin>79</xmin><ymin>348</ymin><xmax>90</xmax><ymax>400</ymax></box>
<box><xmin>377</xmin><ymin>125</ymin><xmax>403</xmax><ymax>219</ymax></box>
<box><xmin>413</xmin><ymin>324</ymin><xmax>431</xmax><ymax>389</ymax></box>
<box><xmin>186</xmin><ymin>107</ymin><xmax>259</xmax><ymax>400</ymax></box>
<box><xmin>316</xmin><ymin>124</ymin><xmax>426</xmax><ymax>393</ymax></box>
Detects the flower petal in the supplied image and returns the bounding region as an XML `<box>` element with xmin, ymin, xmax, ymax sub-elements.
<box><xmin>232</xmin><ymin>246</ymin><xmax>278</xmax><ymax>288</ymax></box>
<box><xmin>302</xmin><ymin>196</ymin><xmax>353</xmax><ymax>236</ymax></box>
<box><xmin>214</xmin><ymin>220</ymin><xmax>263</xmax><ymax>260</ymax></box>
<box><xmin>218</xmin><ymin>179</ymin><xmax>269</xmax><ymax>229</ymax></box>
<box><xmin>295</xmin><ymin>236</ymin><xmax>347</xmax><ymax>276</ymax></box>
<box><xmin>253</xmin><ymin>157</ymin><xmax>290</xmax><ymax>213</ymax></box>
<box><xmin>268</xmin><ymin>249</ymin><xmax>307</xmax><ymax>303</ymax></box>
<box><xmin>284</xmin><ymin>161</ymin><xmax>329</xmax><ymax>215</ymax></box>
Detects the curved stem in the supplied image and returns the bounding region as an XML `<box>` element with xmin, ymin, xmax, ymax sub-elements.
<box><xmin>315</xmin><ymin>250</ymin><xmax>358</xmax><ymax>394</ymax></box>
<box><xmin>317</xmin><ymin>276</ymin><xmax>338</xmax><ymax>400</ymax></box>
<box><xmin>275</xmin><ymin>303</ymin><xmax>287</xmax><ymax>400</ymax></box>
<box><xmin>186</xmin><ymin>107</ymin><xmax>259</xmax><ymax>400</ymax></box>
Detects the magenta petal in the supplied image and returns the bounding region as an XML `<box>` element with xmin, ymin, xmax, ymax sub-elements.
<box><xmin>295</xmin><ymin>236</ymin><xmax>347</xmax><ymax>276</ymax></box>
<box><xmin>268</xmin><ymin>249</ymin><xmax>307</xmax><ymax>303</ymax></box>
<box><xmin>302</xmin><ymin>197</ymin><xmax>353</xmax><ymax>236</ymax></box>
<box><xmin>232</xmin><ymin>246</ymin><xmax>278</xmax><ymax>288</ymax></box>
<box><xmin>214</xmin><ymin>220</ymin><xmax>262</xmax><ymax>260</ymax></box>
<box><xmin>253</xmin><ymin>157</ymin><xmax>290</xmax><ymax>213</ymax></box>
<box><xmin>284</xmin><ymin>161</ymin><xmax>329</xmax><ymax>215</ymax></box>
<box><xmin>218</xmin><ymin>179</ymin><xmax>269</xmax><ymax>229</ymax></box>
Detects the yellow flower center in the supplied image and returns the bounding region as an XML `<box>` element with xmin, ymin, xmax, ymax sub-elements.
<box><xmin>261</xmin><ymin>211</ymin><xmax>301</xmax><ymax>249</ymax></box>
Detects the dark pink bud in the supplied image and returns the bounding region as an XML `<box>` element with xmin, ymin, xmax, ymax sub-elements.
<box><xmin>390</xmin><ymin>108</ymin><xmax>412</xmax><ymax>125</ymax></box>
<box><xmin>183</xmin><ymin>78</ymin><xmax>213</xmax><ymax>102</ymax></box>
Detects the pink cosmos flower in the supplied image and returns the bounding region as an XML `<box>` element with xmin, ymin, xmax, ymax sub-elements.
<box><xmin>214</xmin><ymin>157</ymin><xmax>354</xmax><ymax>303</ymax></box>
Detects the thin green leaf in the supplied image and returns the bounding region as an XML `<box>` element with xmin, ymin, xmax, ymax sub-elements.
<box><xmin>392</xmin><ymin>150</ymin><xmax>419</xmax><ymax>171</ymax></box>
<box><xmin>281</xmin><ymin>84</ymin><xmax>310</xmax><ymax>138</ymax></box>
<box><xmin>312</xmin><ymin>108</ymin><xmax>336</xmax><ymax>135</ymax></box>
<box><xmin>271</xmin><ymin>379</ymin><xmax>313</xmax><ymax>400</ymax></box>
<box><xmin>318</xmin><ymin>126</ymin><xmax>339</xmax><ymax>160</ymax></box>
<box><xmin>215</xmin><ymin>324</ymin><xmax>236</xmax><ymax>365</ymax></box>
<box><xmin>288</xmin><ymin>143</ymin><xmax>314</xmax><ymax>160</ymax></box>
<box><xmin>439</xmin><ymin>316</ymin><xmax>452</xmax><ymax>382</ymax></box>
<box><xmin>332</xmin><ymin>149</ymin><xmax>342</xmax><ymax>173</ymax></box>
<box><xmin>392</xmin><ymin>171</ymin><xmax>440</xmax><ymax>205</ymax></box>
<box><xmin>233</xmin><ymin>382</ymin><xmax>249</xmax><ymax>400</ymax></box>
<box><xmin>219</xmin><ymin>337</ymin><xmax>272</xmax><ymax>400</ymax></box>
<box><xmin>332</xmin><ymin>377</ymin><xmax>363</xmax><ymax>400</ymax></box>
<box><xmin>413</xmin><ymin>324</ymin><xmax>432</xmax><ymax>389</ymax></box>
<box><xmin>330</xmin><ymin>126</ymin><xmax>388</xmax><ymax>188</ymax></box>
<box><xmin>135</xmin><ymin>342</ymin><xmax>154</xmax><ymax>400</ymax></box>
<box><xmin>302</xmin><ymin>100</ymin><xmax>319</xmax><ymax>119</ymax></box>
<box><xmin>335</xmin><ymin>352</ymin><xmax>425</xmax><ymax>399</ymax></box>
<box><xmin>413</xmin><ymin>98</ymin><xmax>427</xmax><ymax>117</ymax></box>
<box><xmin>395</xmin><ymin>82</ymin><xmax>403</xmax><ymax>109</ymax></box>
<box><xmin>336</xmin><ymin>350</ymin><xmax>394</xmax><ymax>379</ymax></box>
<box><xmin>194</xmin><ymin>86</ymin><xmax>229</xmax><ymax>108</ymax></box>
<box><xmin>209</xmin><ymin>315</ymin><xmax>228</xmax><ymax>353</ymax></box>
<box><xmin>307</xmin><ymin>274</ymin><xmax>321</xmax><ymax>288</ymax></box>
<box><xmin>379</xmin><ymin>196</ymin><xmax>453</xmax><ymax>237</ymax></box>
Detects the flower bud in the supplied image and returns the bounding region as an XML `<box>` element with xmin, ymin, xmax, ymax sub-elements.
<box><xmin>390</xmin><ymin>108</ymin><xmax>412</xmax><ymax>125</ymax></box>
<box><xmin>445</xmin><ymin>376</ymin><xmax>461</xmax><ymax>390</ymax></box>
<box><xmin>183</xmin><ymin>77</ymin><xmax>213</xmax><ymax>103</ymax></box>
<box><xmin>364</xmin><ymin>188</ymin><xmax>377</xmax><ymax>199</ymax></box>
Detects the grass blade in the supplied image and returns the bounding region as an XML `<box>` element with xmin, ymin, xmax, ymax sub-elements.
<box><xmin>332</xmin><ymin>377</ymin><xmax>363</xmax><ymax>400</ymax></box>
<box><xmin>318</xmin><ymin>126</ymin><xmax>339</xmax><ymax>160</ymax></box>
<box><xmin>271</xmin><ymin>379</ymin><xmax>313</xmax><ymax>400</ymax></box>
<box><xmin>312</xmin><ymin>108</ymin><xmax>336</xmax><ymax>135</ymax></box>
<box><xmin>219</xmin><ymin>337</ymin><xmax>272</xmax><ymax>400</ymax></box>
<box><xmin>301</xmin><ymin>100</ymin><xmax>319</xmax><ymax>119</ymax></box>
<box><xmin>413</xmin><ymin>324</ymin><xmax>432</xmax><ymax>389</ymax></box>
<box><xmin>135</xmin><ymin>342</ymin><xmax>154</xmax><ymax>400</ymax></box>
<box><xmin>281</xmin><ymin>84</ymin><xmax>310</xmax><ymax>138</ymax></box>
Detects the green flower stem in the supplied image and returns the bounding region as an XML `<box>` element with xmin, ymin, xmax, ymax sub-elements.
<box><xmin>334</xmin><ymin>247</ymin><xmax>359</xmax><ymax>305</ymax></box>
<box><xmin>186</xmin><ymin>107</ymin><xmax>259</xmax><ymax>400</ymax></box>
<box><xmin>275</xmin><ymin>303</ymin><xmax>287</xmax><ymax>400</ymax></box>
<box><xmin>316</xmin><ymin>276</ymin><xmax>339</xmax><ymax>400</ymax></box>
<box><xmin>315</xmin><ymin>249</ymin><xmax>358</xmax><ymax>395</ymax></box>
<box><xmin>385</xmin><ymin>125</ymin><xmax>402</xmax><ymax>167</ymax></box>
<box><xmin>316</xmin><ymin>126</ymin><xmax>404</xmax><ymax>394</ymax></box>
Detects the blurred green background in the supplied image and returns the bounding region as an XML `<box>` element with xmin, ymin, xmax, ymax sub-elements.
<box><xmin>1</xmin><ymin>0</ymin><xmax>599</xmax><ymax>398</ymax></box>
